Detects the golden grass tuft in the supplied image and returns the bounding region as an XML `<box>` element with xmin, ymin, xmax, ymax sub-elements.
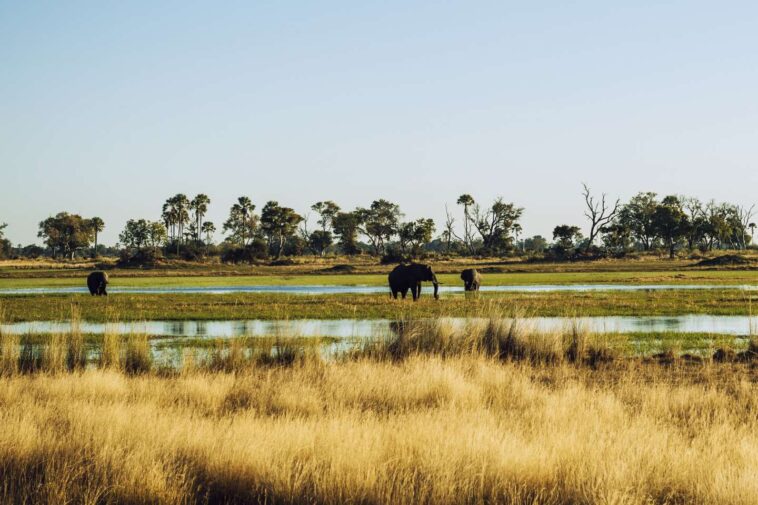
<box><xmin>124</xmin><ymin>332</ymin><xmax>152</xmax><ymax>374</ymax></box>
<box><xmin>66</xmin><ymin>305</ymin><xmax>86</xmax><ymax>371</ymax></box>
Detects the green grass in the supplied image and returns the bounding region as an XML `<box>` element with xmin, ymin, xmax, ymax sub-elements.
<box><xmin>2</xmin><ymin>269</ymin><xmax>758</xmax><ymax>290</ymax></box>
<box><xmin>2</xmin><ymin>289</ymin><xmax>758</xmax><ymax>322</ymax></box>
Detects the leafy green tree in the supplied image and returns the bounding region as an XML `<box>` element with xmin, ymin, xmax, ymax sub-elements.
<box><xmin>523</xmin><ymin>235</ymin><xmax>548</xmax><ymax>253</ymax></box>
<box><xmin>652</xmin><ymin>196</ymin><xmax>689</xmax><ymax>259</ymax></box>
<box><xmin>311</xmin><ymin>201</ymin><xmax>341</xmax><ymax>232</ymax></box>
<box><xmin>702</xmin><ymin>201</ymin><xmax>743</xmax><ymax>250</ymax></box>
<box><xmin>223</xmin><ymin>196</ymin><xmax>258</xmax><ymax>246</ymax></box>
<box><xmin>600</xmin><ymin>222</ymin><xmax>633</xmax><ymax>256</ymax></box>
<box><xmin>38</xmin><ymin>213</ymin><xmax>95</xmax><ymax>259</ymax></box>
<box><xmin>190</xmin><ymin>194</ymin><xmax>211</xmax><ymax>243</ymax></box>
<box><xmin>260</xmin><ymin>201</ymin><xmax>303</xmax><ymax>259</ymax></box>
<box><xmin>617</xmin><ymin>192</ymin><xmax>659</xmax><ymax>250</ymax></box>
<box><xmin>0</xmin><ymin>222</ymin><xmax>10</xmax><ymax>259</ymax></box>
<box><xmin>120</xmin><ymin>219</ymin><xmax>151</xmax><ymax>249</ymax></box>
<box><xmin>90</xmin><ymin>217</ymin><xmax>105</xmax><ymax>257</ymax></box>
<box><xmin>148</xmin><ymin>221</ymin><xmax>168</xmax><ymax>248</ymax></box>
<box><xmin>20</xmin><ymin>244</ymin><xmax>44</xmax><ymax>259</ymax></box>
<box><xmin>357</xmin><ymin>199</ymin><xmax>402</xmax><ymax>256</ymax></box>
<box><xmin>119</xmin><ymin>219</ymin><xmax>166</xmax><ymax>265</ymax></box>
<box><xmin>308</xmin><ymin>230</ymin><xmax>333</xmax><ymax>256</ymax></box>
<box><xmin>552</xmin><ymin>225</ymin><xmax>583</xmax><ymax>258</ymax></box>
<box><xmin>398</xmin><ymin>218</ymin><xmax>436</xmax><ymax>256</ymax></box>
<box><xmin>471</xmin><ymin>198</ymin><xmax>523</xmax><ymax>255</ymax></box>
<box><xmin>681</xmin><ymin>197</ymin><xmax>707</xmax><ymax>250</ymax></box>
<box><xmin>332</xmin><ymin>211</ymin><xmax>361</xmax><ymax>255</ymax></box>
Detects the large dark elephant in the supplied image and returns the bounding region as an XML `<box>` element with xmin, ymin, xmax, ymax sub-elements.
<box><xmin>388</xmin><ymin>263</ymin><xmax>439</xmax><ymax>301</ymax></box>
<box><xmin>460</xmin><ymin>268</ymin><xmax>482</xmax><ymax>291</ymax></box>
<box><xmin>87</xmin><ymin>271</ymin><xmax>109</xmax><ymax>296</ymax></box>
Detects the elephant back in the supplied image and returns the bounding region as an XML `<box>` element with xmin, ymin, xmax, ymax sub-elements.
<box><xmin>461</xmin><ymin>268</ymin><xmax>478</xmax><ymax>281</ymax></box>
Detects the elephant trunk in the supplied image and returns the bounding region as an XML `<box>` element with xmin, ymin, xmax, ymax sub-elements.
<box><xmin>432</xmin><ymin>275</ymin><xmax>439</xmax><ymax>299</ymax></box>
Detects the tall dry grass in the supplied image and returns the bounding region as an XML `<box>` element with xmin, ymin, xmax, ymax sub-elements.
<box><xmin>124</xmin><ymin>332</ymin><xmax>152</xmax><ymax>374</ymax></box>
<box><xmin>0</xmin><ymin>303</ymin><xmax>19</xmax><ymax>376</ymax></box>
<box><xmin>42</xmin><ymin>332</ymin><xmax>66</xmax><ymax>374</ymax></box>
<box><xmin>66</xmin><ymin>305</ymin><xmax>86</xmax><ymax>371</ymax></box>
<box><xmin>99</xmin><ymin>323</ymin><xmax>121</xmax><ymax>369</ymax></box>
<box><xmin>0</xmin><ymin>356</ymin><xmax>756</xmax><ymax>504</ymax></box>
<box><xmin>362</xmin><ymin>308</ymin><xmax>615</xmax><ymax>366</ymax></box>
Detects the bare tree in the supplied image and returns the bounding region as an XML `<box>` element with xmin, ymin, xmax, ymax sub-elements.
<box><xmin>298</xmin><ymin>212</ymin><xmax>311</xmax><ymax>242</ymax></box>
<box><xmin>443</xmin><ymin>205</ymin><xmax>457</xmax><ymax>254</ymax></box>
<box><xmin>736</xmin><ymin>204</ymin><xmax>756</xmax><ymax>250</ymax></box>
<box><xmin>582</xmin><ymin>183</ymin><xmax>620</xmax><ymax>252</ymax></box>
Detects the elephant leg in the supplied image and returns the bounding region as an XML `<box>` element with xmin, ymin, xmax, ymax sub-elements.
<box><xmin>401</xmin><ymin>288</ymin><xmax>408</xmax><ymax>299</ymax></box>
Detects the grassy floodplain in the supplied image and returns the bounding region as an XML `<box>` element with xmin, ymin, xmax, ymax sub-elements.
<box><xmin>2</xmin><ymin>255</ymin><xmax>758</xmax><ymax>289</ymax></box>
<box><xmin>3</xmin><ymin>269</ymin><xmax>758</xmax><ymax>290</ymax></box>
<box><xmin>2</xmin><ymin>289</ymin><xmax>758</xmax><ymax>322</ymax></box>
<box><xmin>2</xmin><ymin>294</ymin><xmax>758</xmax><ymax>503</ymax></box>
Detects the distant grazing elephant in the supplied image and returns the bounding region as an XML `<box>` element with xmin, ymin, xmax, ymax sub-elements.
<box><xmin>460</xmin><ymin>268</ymin><xmax>482</xmax><ymax>292</ymax></box>
<box><xmin>388</xmin><ymin>263</ymin><xmax>439</xmax><ymax>301</ymax></box>
<box><xmin>87</xmin><ymin>271</ymin><xmax>109</xmax><ymax>296</ymax></box>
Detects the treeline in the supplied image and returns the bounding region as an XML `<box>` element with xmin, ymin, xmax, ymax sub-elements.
<box><xmin>0</xmin><ymin>186</ymin><xmax>755</xmax><ymax>263</ymax></box>
<box><xmin>549</xmin><ymin>188</ymin><xmax>756</xmax><ymax>260</ymax></box>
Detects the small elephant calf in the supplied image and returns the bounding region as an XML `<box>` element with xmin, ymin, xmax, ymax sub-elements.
<box><xmin>460</xmin><ymin>268</ymin><xmax>482</xmax><ymax>292</ymax></box>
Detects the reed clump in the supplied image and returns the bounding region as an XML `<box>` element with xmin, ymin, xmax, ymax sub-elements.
<box><xmin>204</xmin><ymin>336</ymin><xmax>321</xmax><ymax>372</ymax></box>
<box><xmin>0</xmin><ymin>303</ymin><xmax>19</xmax><ymax>376</ymax></box>
<box><xmin>42</xmin><ymin>333</ymin><xmax>66</xmax><ymax>374</ymax></box>
<box><xmin>124</xmin><ymin>332</ymin><xmax>152</xmax><ymax>375</ymax></box>
<box><xmin>365</xmin><ymin>307</ymin><xmax>618</xmax><ymax>366</ymax></box>
<box><xmin>65</xmin><ymin>306</ymin><xmax>86</xmax><ymax>371</ymax></box>
<box><xmin>99</xmin><ymin>324</ymin><xmax>121</xmax><ymax>370</ymax></box>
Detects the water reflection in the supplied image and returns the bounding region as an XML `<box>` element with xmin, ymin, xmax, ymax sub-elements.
<box><xmin>4</xmin><ymin>315</ymin><xmax>758</xmax><ymax>337</ymax></box>
<box><xmin>1</xmin><ymin>284</ymin><xmax>757</xmax><ymax>295</ymax></box>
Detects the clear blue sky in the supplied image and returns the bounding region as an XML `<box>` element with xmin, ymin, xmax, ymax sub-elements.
<box><xmin>2</xmin><ymin>1</ymin><xmax>757</xmax><ymax>246</ymax></box>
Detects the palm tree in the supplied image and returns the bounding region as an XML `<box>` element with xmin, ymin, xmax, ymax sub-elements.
<box><xmin>90</xmin><ymin>217</ymin><xmax>105</xmax><ymax>257</ymax></box>
<box><xmin>456</xmin><ymin>194</ymin><xmax>475</xmax><ymax>254</ymax></box>
<box><xmin>162</xmin><ymin>194</ymin><xmax>190</xmax><ymax>254</ymax></box>
<box><xmin>173</xmin><ymin>194</ymin><xmax>190</xmax><ymax>245</ymax></box>
<box><xmin>201</xmin><ymin>221</ymin><xmax>216</xmax><ymax>254</ymax></box>
<box><xmin>190</xmin><ymin>194</ymin><xmax>211</xmax><ymax>243</ymax></box>
<box><xmin>235</xmin><ymin>196</ymin><xmax>255</xmax><ymax>246</ymax></box>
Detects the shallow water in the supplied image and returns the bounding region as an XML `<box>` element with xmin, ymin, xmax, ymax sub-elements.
<box><xmin>4</xmin><ymin>315</ymin><xmax>758</xmax><ymax>337</ymax></box>
<box><xmin>1</xmin><ymin>283</ymin><xmax>757</xmax><ymax>295</ymax></box>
